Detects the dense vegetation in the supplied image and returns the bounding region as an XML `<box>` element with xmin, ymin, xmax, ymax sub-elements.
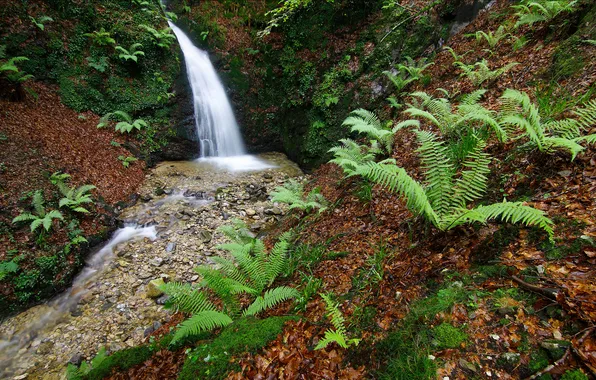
<box><xmin>1</xmin><ymin>0</ymin><xmax>595</xmax><ymax>378</ymax></box>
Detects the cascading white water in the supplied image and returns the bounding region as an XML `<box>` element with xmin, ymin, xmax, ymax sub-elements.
<box><xmin>168</xmin><ymin>22</ymin><xmax>245</xmax><ymax>158</ymax></box>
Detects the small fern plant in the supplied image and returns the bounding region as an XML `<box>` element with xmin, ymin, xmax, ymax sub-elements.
<box><xmin>160</xmin><ymin>222</ymin><xmax>299</xmax><ymax>343</ymax></box>
<box><xmin>352</xmin><ymin>130</ymin><xmax>554</xmax><ymax>241</ymax></box>
<box><xmin>140</xmin><ymin>25</ymin><xmax>176</xmax><ymax>49</ymax></box>
<box><xmin>455</xmin><ymin>59</ymin><xmax>518</xmax><ymax>87</ymax></box>
<box><xmin>500</xmin><ymin>89</ymin><xmax>596</xmax><ymax>159</ymax></box>
<box><xmin>342</xmin><ymin>109</ymin><xmax>419</xmax><ymax>155</ymax></box>
<box><xmin>97</xmin><ymin>110</ymin><xmax>148</xmax><ymax>133</ymax></box>
<box><xmin>115</xmin><ymin>43</ymin><xmax>145</xmax><ymax>63</ymax></box>
<box><xmin>467</xmin><ymin>25</ymin><xmax>510</xmax><ymax>49</ymax></box>
<box><xmin>383</xmin><ymin>56</ymin><xmax>434</xmax><ymax>94</ymax></box>
<box><xmin>50</xmin><ymin>171</ymin><xmax>96</xmax><ymax>213</ymax></box>
<box><xmin>29</xmin><ymin>15</ymin><xmax>53</xmax><ymax>31</ymax></box>
<box><xmin>513</xmin><ymin>0</ymin><xmax>578</xmax><ymax>28</ymax></box>
<box><xmin>271</xmin><ymin>179</ymin><xmax>328</xmax><ymax>214</ymax></box>
<box><xmin>12</xmin><ymin>190</ymin><xmax>64</xmax><ymax>233</ymax></box>
<box><xmin>315</xmin><ymin>293</ymin><xmax>361</xmax><ymax>350</ymax></box>
<box><xmin>405</xmin><ymin>90</ymin><xmax>507</xmax><ymax>142</ymax></box>
<box><xmin>84</xmin><ymin>28</ymin><xmax>116</xmax><ymax>46</ymax></box>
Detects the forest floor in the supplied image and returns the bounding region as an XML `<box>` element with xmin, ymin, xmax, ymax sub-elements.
<box><xmin>101</xmin><ymin>1</ymin><xmax>596</xmax><ymax>379</ymax></box>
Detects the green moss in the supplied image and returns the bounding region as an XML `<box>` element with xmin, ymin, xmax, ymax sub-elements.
<box><xmin>178</xmin><ymin>316</ymin><xmax>295</xmax><ymax>380</ymax></box>
<box><xmin>561</xmin><ymin>369</ymin><xmax>589</xmax><ymax>380</ymax></box>
<box><xmin>432</xmin><ymin>323</ymin><xmax>467</xmax><ymax>349</ymax></box>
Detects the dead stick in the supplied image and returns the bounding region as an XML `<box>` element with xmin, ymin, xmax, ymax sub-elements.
<box><xmin>511</xmin><ymin>275</ymin><xmax>559</xmax><ymax>299</ymax></box>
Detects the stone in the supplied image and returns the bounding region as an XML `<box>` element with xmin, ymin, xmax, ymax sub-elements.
<box><xmin>198</xmin><ymin>230</ymin><xmax>212</xmax><ymax>243</ymax></box>
<box><xmin>146</xmin><ymin>278</ymin><xmax>165</xmax><ymax>298</ymax></box>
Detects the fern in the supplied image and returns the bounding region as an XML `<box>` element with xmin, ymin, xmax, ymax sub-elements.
<box><xmin>513</xmin><ymin>0</ymin><xmax>578</xmax><ymax>28</ymax></box>
<box><xmin>115</xmin><ymin>43</ymin><xmax>145</xmax><ymax>63</ymax></box>
<box><xmin>315</xmin><ymin>294</ymin><xmax>360</xmax><ymax>350</ymax></box>
<box><xmin>500</xmin><ymin>89</ymin><xmax>595</xmax><ymax>159</ymax></box>
<box><xmin>270</xmin><ymin>179</ymin><xmax>328</xmax><ymax>214</ymax></box>
<box><xmin>405</xmin><ymin>90</ymin><xmax>507</xmax><ymax>142</ymax></box>
<box><xmin>352</xmin><ymin>131</ymin><xmax>554</xmax><ymax>241</ymax></box>
<box><xmin>455</xmin><ymin>59</ymin><xmax>518</xmax><ymax>87</ymax></box>
<box><xmin>243</xmin><ymin>286</ymin><xmax>300</xmax><ymax>316</ymax></box>
<box><xmin>12</xmin><ymin>190</ymin><xmax>63</xmax><ymax>233</ymax></box>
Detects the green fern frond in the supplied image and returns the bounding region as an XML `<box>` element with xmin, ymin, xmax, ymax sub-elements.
<box><xmin>242</xmin><ymin>286</ymin><xmax>299</xmax><ymax>316</ymax></box>
<box><xmin>445</xmin><ymin>201</ymin><xmax>554</xmax><ymax>242</ymax></box>
<box><xmin>172</xmin><ymin>311</ymin><xmax>233</xmax><ymax>343</ymax></box>
<box><xmin>415</xmin><ymin>130</ymin><xmax>454</xmax><ymax>217</ymax></box>
<box><xmin>354</xmin><ymin>161</ymin><xmax>438</xmax><ymax>226</ymax></box>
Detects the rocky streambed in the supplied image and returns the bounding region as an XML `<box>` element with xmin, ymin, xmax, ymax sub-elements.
<box><xmin>0</xmin><ymin>153</ymin><xmax>303</xmax><ymax>379</ymax></box>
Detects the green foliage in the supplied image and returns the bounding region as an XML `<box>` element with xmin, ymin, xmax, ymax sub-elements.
<box><xmin>351</xmin><ymin>130</ymin><xmax>554</xmax><ymax>241</ymax></box>
<box><xmin>513</xmin><ymin>0</ymin><xmax>578</xmax><ymax>28</ymax></box>
<box><xmin>178</xmin><ymin>317</ymin><xmax>294</xmax><ymax>380</ymax></box>
<box><xmin>161</xmin><ymin>223</ymin><xmax>298</xmax><ymax>343</ymax></box>
<box><xmin>342</xmin><ymin>109</ymin><xmax>419</xmax><ymax>155</ymax></box>
<box><xmin>115</xmin><ymin>43</ymin><xmax>145</xmax><ymax>63</ymax></box>
<box><xmin>29</xmin><ymin>15</ymin><xmax>54</xmax><ymax>31</ymax></box>
<box><xmin>500</xmin><ymin>89</ymin><xmax>596</xmax><ymax>159</ymax></box>
<box><xmin>432</xmin><ymin>323</ymin><xmax>467</xmax><ymax>349</ymax></box>
<box><xmin>467</xmin><ymin>25</ymin><xmax>509</xmax><ymax>48</ymax></box>
<box><xmin>270</xmin><ymin>179</ymin><xmax>328</xmax><ymax>214</ymax></box>
<box><xmin>84</xmin><ymin>28</ymin><xmax>116</xmax><ymax>46</ymax></box>
<box><xmin>118</xmin><ymin>155</ymin><xmax>138</xmax><ymax>168</ymax></box>
<box><xmin>561</xmin><ymin>370</ymin><xmax>589</xmax><ymax>380</ymax></box>
<box><xmin>139</xmin><ymin>25</ymin><xmax>176</xmax><ymax>49</ymax></box>
<box><xmin>12</xmin><ymin>190</ymin><xmax>64</xmax><ymax>233</ymax></box>
<box><xmin>315</xmin><ymin>293</ymin><xmax>361</xmax><ymax>350</ymax></box>
<box><xmin>383</xmin><ymin>56</ymin><xmax>433</xmax><ymax>94</ymax></box>
<box><xmin>405</xmin><ymin>90</ymin><xmax>507</xmax><ymax>142</ymax></box>
<box><xmin>454</xmin><ymin>59</ymin><xmax>518</xmax><ymax>87</ymax></box>
<box><xmin>0</xmin><ymin>260</ymin><xmax>19</xmax><ymax>281</ymax></box>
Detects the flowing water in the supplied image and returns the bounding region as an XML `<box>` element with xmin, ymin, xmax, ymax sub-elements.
<box><xmin>0</xmin><ymin>20</ymin><xmax>298</xmax><ymax>379</ymax></box>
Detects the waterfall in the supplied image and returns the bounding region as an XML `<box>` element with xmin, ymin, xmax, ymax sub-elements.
<box><xmin>169</xmin><ymin>22</ymin><xmax>245</xmax><ymax>158</ymax></box>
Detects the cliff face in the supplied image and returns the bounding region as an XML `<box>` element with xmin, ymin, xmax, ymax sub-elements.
<box><xmin>167</xmin><ymin>0</ymin><xmax>485</xmax><ymax>168</ymax></box>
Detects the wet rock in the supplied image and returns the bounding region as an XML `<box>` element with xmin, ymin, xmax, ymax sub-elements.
<box><xmin>198</xmin><ymin>230</ymin><xmax>212</xmax><ymax>243</ymax></box>
<box><xmin>68</xmin><ymin>353</ymin><xmax>84</xmax><ymax>366</ymax></box>
<box><xmin>146</xmin><ymin>278</ymin><xmax>165</xmax><ymax>298</ymax></box>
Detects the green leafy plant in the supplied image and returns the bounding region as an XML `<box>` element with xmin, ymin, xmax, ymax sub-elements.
<box><xmin>315</xmin><ymin>293</ymin><xmax>361</xmax><ymax>350</ymax></box>
<box><xmin>86</xmin><ymin>56</ymin><xmax>109</xmax><ymax>73</ymax></box>
<box><xmin>270</xmin><ymin>179</ymin><xmax>328</xmax><ymax>214</ymax></box>
<box><xmin>383</xmin><ymin>56</ymin><xmax>434</xmax><ymax>94</ymax></box>
<box><xmin>115</xmin><ymin>43</ymin><xmax>145</xmax><ymax>63</ymax></box>
<box><xmin>352</xmin><ymin>130</ymin><xmax>554</xmax><ymax>241</ymax></box>
<box><xmin>342</xmin><ymin>109</ymin><xmax>419</xmax><ymax>155</ymax></box>
<box><xmin>0</xmin><ymin>260</ymin><xmax>19</xmax><ymax>281</ymax></box>
<box><xmin>12</xmin><ymin>190</ymin><xmax>64</xmax><ymax>233</ymax></box>
<box><xmin>500</xmin><ymin>90</ymin><xmax>596</xmax><ymax>159</ymax></box>
<box><xmin>97</xmin><ymin>111</ymin><xmax>148</xmax><ymax>133</ymax></box>
<box><xmin>454</xmin><ymin>59</ymin><xmax>518</xmax><ymax>87</ymax></box>
<box><xmin>118</xmin><ymin>155</ymin><xmax>138</xmax><ymax>168</ymax></box>
<box><xmin>405</xmin><ymin>90</ymin><xmax>507</xmax><ymax>142</ymax></box>
<box><xmin>29</xmin><ymin>15</ymin><xmax>53</xmax><ymax>31</ymax></box>
<box><xmin>513</xmin><ymin>0</ymin><xmax>578</xmax><ymax>28</ymax></box>
<box><xmin>140</xmin><ymin>25</ymin><xmax>176</xmax><ymax>49</ymax></box>
<box><xmin>467</xmin><ymin>25</ymin><xmax>509</xmax><ymax>48</ymax></box>
<box><xmin>84</xmin><ymin>28</ymin><xmax>116</xmax><ymax>46</ymax></box>
<box><xmin>160</xmin><ymin>222</ymin><xmax>299</xmax><ymax>343</ymax></box>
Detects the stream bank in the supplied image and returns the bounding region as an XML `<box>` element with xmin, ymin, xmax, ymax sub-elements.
<box><xmin>0</xmin><ymin>153</ymin><xmax>302</xmax><ymax>379</ymax></box>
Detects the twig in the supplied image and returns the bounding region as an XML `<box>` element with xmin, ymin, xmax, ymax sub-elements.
<box><xmin>511</xmin><ymin>275</ymin><xmax>558</xmax><ymax>300</ymax></box>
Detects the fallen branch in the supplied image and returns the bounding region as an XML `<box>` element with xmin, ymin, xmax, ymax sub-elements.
<box><xmin>511</xmin><ymin>275</ymin><xmax>559</xmax><ymax>300</ymax></box>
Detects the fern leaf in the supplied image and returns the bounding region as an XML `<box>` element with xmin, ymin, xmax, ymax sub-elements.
<box><xmin>242</xmin><ymin>286</ymin><xmax>299</xmax><ymax>316</ymax></box>
<box><xmin>172</xmin><ymin>311</ymin><xmax>233</xmax><ymax>343</ymax></box>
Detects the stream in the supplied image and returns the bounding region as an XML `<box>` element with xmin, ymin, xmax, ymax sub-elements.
<box><xmin>0</xmin><ymin>154</ymin><xmax>303</xmax><ymax>379</ymax></box>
